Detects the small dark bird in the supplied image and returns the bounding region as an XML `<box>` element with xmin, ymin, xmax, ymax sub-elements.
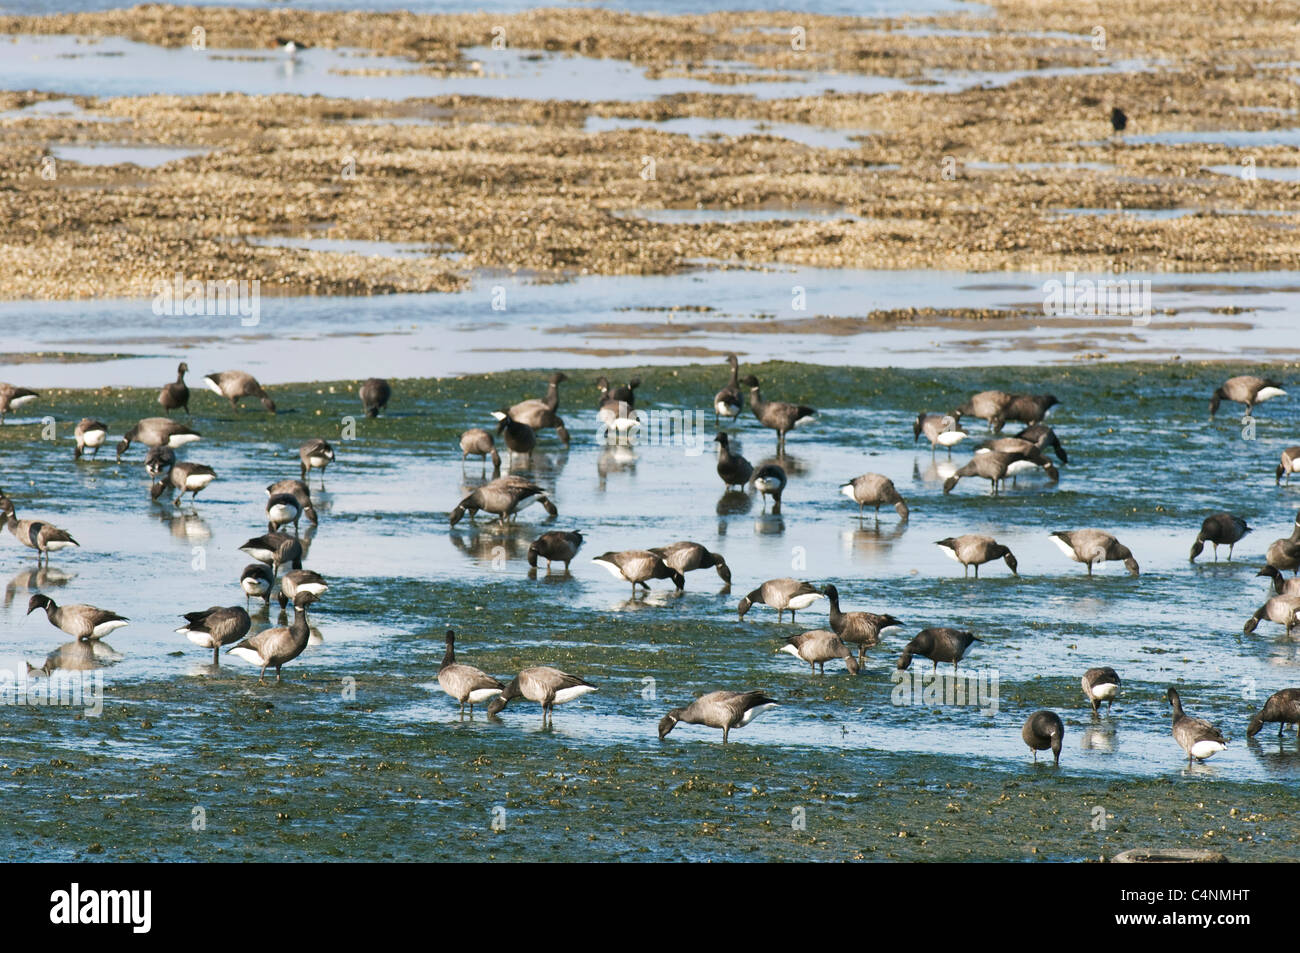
<box><xmin>527</xmin><ymin>530</ymin><xmax>583</xmax><ymax>571</ymax></box>
<box><xmin>360</xmin><ymin>378</ymin><xmax>391</xmax><ymax>418</ymax></box>
<box><xmin>1110</xmin><ymin>107</ymin><xmax>1127</xmax><ymax>134</ymax></box>
<box><xmin>159</xmin><ymin>362</ymin><xmax>190</xmax><ymax>414</ymax></box>
<box><xmin>1022</xmin><ymin>710</ymin><xmax>1064</xmax><ymax>765</ymax></box>
<box><xmin>1189</xmin><ymin>513</ymin><xmax>1250</xmax><ymax>562</ymax></box>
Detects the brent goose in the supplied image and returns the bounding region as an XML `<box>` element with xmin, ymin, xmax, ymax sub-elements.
<box><xmin>913</xmin><ymin>412</ymin><xmax>967</xmax><ymax>454</ymax></box>
<box><xmin>527</xmin><ymin>530</ymin><xmax>583</xmax><ymax>571</ymax></box>
<box><xmin>737</xmin><ymin>578</ymin><xmax>823</xmax><ymax>622</ymax></box>
<box><xmin>714</xmin><ymin>433</ymin><xmax>753</xmax><ymax>490</ymax></box>
<box><xmin>753</xmin><ymin>464</ymin><xmax>786</xmax><ymax>514</ymax></box>
<box><xmin>116</xmin><ymin>417</ymin><xmax>200</xmax><ymax>460</ymax></box>
<box><xmin>1258</xmin><ymin>566</ymin><xmax>1300</xmax><ymax>595</ymax></box>
<box><xmin>897</xmin><ymin>628</ymin><xmax>980</xmax><ymax>673</ymax></box>
<box><xmin>742</xmin><ymin>375</ymin><xmax>814</xmax><ymax>453</ymax></box>
<box><xmin>1022</xmin><ymin>710</ymin><xmax>1064</xmax><ymax>765</ymax></box>
<box><xmin>840</xmin><ymin>473</ymin><xmax>909</xmax><ymax>520</ymax></box>
<box><xmin>1265</xmin><ymin>513</ymin><xmax>1300</xmax><ymax>574</ymax></box>
<box><xmin>449</xmin><ymin>476</ymin><xmax>556</xmax><ymax>525</ymax></box>
<box><xmin>1277</xmin><ymin>446</ymin><xmax>1300</xmax><ymax>485</ymax></box>
<box><xmin>955</xmin><ymin>390</ymin><xmax>1014</xmax><ymax>432</ymax></box>
<box><xmin>1</xmin><ymin>496</ymin><xmax>78</xmax><ymax>565</ymax></box>
<box><xmin>491</xmin><ymin>410</ymin><xmax>536</xmax><ymax>457</ymax></box>
<box><xmin>1014</xmin><ymin>423</ymin><xmax>1068</xmax><ymax>464</ymax></box>
<box><xmin>277</xmin><ymin>568</ymin><xmax>328</xmax><ymax>611</ymax></box>
<box><xmin>239</xmin><ymin>532</ymin><xmax>303</xmax><ymax>574</ymax></box>
<box><xmin>486</xmin><ymin>666</ymin><xmax>597</xmax><ymax>724</ymax></box>
<box><xmin>176</xmin><ymin>605</ymin><xmax>251</xmax><ymax>666</ymax></box>
<box><xmin>0</xmin><ymin>383</ymin><xmax>38</xmax><ymax>423</ymax></box>
<box><xmin>1242</xmin><ymin>594</ymin><xmax>1300</xmax><ymax>637</ymax></box>
<box><xmin>276</xmin><ymin>37</ymin><xmax>310</xmax><ymax>55</ymax></box>
<box><xmin>145</xmin><ymin>446</ymin><xmax>175</xmax><ymax>477</ymax></box>
<box><xmin>299</xmin><ymin>438</ymin><xmax>334</xmax><ymax>486</ymax></box>
<box><xmin>267</xmin><ymin>479</ymin><xmax>318</xmax><ymax>524</ymax></box>
<box><xmin>1190</xmin><ymin>513</ymin><xmax>1251</xmax><ymax>562</ymax></box>
<box><xmin>1247</xmin><ymin>688</ymin><xmax>1300</xmax><ymax>738</ymax></box>
<box><xmin>204</xmin><ymin>370</ymin><xmax>276</xmax><ymax>413</ymax></box>
<box><xmin>943</xmin><ymin>452</ymin><xmax>1020</xmax><ymax>495</ymax></box>
<box><xmin>1082</xmin><ymin>666</ymin><xmax>1121</xmax><ymax>714</ymax></box>
<box><xmin>437</xmin><ymin>629</ymin><xmax>504</xmax><ymax>715</ymax></box>
<box><xmin>778</xmin><ymin>630</ymin><xmax>861</xmax><ymax>675</ymax></box>
<box><xmin>592</xmin><ymin>550</ymin><xmax>685</xmax><ymax>594</ymax></box>
<box><xmin>1110</xmin><ymin>107</ymin><xmax>1127</xmax><ymax>133</ymax></box>
<box><xmin>360</xmin><ymin>377</ymin><xmax>391</xmax><ymax>418</ymax></box>
<box><xmin>596</xmin><ymin>376</ymin><xmax>640</xmax><ymax>408</ymax></box>
<box><xmin>27</xmin><ymin>594</ymin><xmax>127</xmax><ymax>640</ymax></box>
<box><xmin>227</xmin><ymin>592</ymin><xmax>315</xmax><ymax>682</ymax></box>
<box><xmin>823</xmin><ymin>583</ymin><xmax>901</xmax><ymax>662</ymax></box>
<box><xmin>1166</xmin><ymin>687</ymin><xmax>1228</xmax><ymax>763</ymax></box>
<box><xmin>159</xmin><ymin>362</ymin><xmax>190</xmax><ymax>414</ymax></box>
<box><xmin>150</xmin><ymin>462</ymin><xmax>217</xmax><ymax>507</ymax></box>
<box><xmin>1209</xmin><ymin>375</ymin><xmax>1286</xmax><ymax>418</ymax></box>
<box><xmin>1003</xmin><ymin>393</ymin><xmax>1059</xmax><ymax>428</ymax></box>
<box><xmin>974</xmin><ymin>439</ymin><xmax>1060</xmax><ymax>482</ymax></box>
<box><xmin>1050</xmin><ymin>530</ymin><xmax>1139</xmax><ymax>576</ymax></box>
<box><xmin>649</xmin><ymin>541</ymin><xmax>731</xmax><ymax>585</ymax></box>
<box><xmin>508</xmin><ymin>373</ymin><xmax>571</xmax><ymax>445</ymax></box>
<box><xmin>936</xmin><ymin>535</ymin><xmax>1018</xmax><ymax>578</ymax></box>
<box><xmin>714</xmin><ymin>355</ymin><xmax>742</xmax><ymax>422</ymax></box>
<box><xmin>459</xmin><ymin>428</ymin><xmax>502</xmax><ymax>471</ymax></box>
<box><xmin>658</xmin><ymin>690</ymin><xmax>777</xmax><ymax>744</ymax></box>
<box><xmin>240</xmin><ymin>562</ymin><xmax>275</xmax><ymax>608</ymax></box>
<box><xmin>73</xmin><ymin>418</ymin><xmax>108</xmax><ymax>460</ymax></box>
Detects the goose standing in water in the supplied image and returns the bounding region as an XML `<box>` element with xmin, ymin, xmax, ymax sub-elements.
<box><xmin>714</xmin><ymin>433</ymin><xmax>753</xmax><ymax>491</ymax></box>
<box><xmin>737</xmin><ymin>578</ymin><xmax>823</xmax><ymax>622</ymax></box>
<box><xmin>1209</xmin><ymin>375</ymin><xmax>1286</xmax><ymax>418</ymax></box>
<box><xmin>145</xmin><ymin>446</ymin><xmax>175</xmax><ymax>477</ymax></box>
<box><xmin>158</xmin><ymin>362</ymin><xmax>190</xmax><ymax>414</ymax></box>
<box><xmin>897</xmin><ymin>628</ymin><xmax>980</xmax><ymax>673</ymax></box>
<box><xmin>437</xmin><ymin>629</ymin><xmax>504</xmax><ymax>716</ymax></box>
<box><xmin>649</xmin><ymin>541</ymin><xmax>731</xmax><ymax>586</ymax></box>
<box><xmin>742</xmin><ymin>375</ymin><xmax>814</xmax><ymax>453</ymax></box>
<box><xmin>1003</xmin><ymin>393</ymin><xmax>1059</xmax><ymax>428</ymax></box>
<box><xmin>658</xmin><ymin>690</ymin><xmax>778</xmax><ymax>744</ymax></box>
<box><xmin>1258</xmin><ymin>566</ymin><xmax>1300</xmax><ymax>595</ymax></box>
<box><xmin>1050</xmin><ymin>530</ymin><xmax>1139</xmax><ymax>576</ymax></box>
<box><xmin>1082</xmin><ymin>667</ymin><xmax>1121</xmax><ymax>715</ymax></box>
<box><xmin>227</xmin><ymin>592</ymin><xmax>315</xmax><ymax>683</ymax></box>
<box><xmin>267</xmin><ymin>479</ymin><xmax>318</xmax><ymax>525</ymax></box>
<box><xmin>116</xmin><ymin>417</ymin><xmax>200</xmax><ymax>461</ymax></box>
<box><xmin>1247</xmin><ymin>688</ymin><xmax>1300</xmax><ymax>739</ymax></box>
<box><xmin>360</xmin><ymin>377</ymin><xmax>391</xmax><ymax>418</ymax></box>
<box><xmin>955</xmin><ymin>390</ymin><xmax>1015</xmax><ymax>432</ymax></box>
<box><xmin>299</xmin><ymin>438</ymin><xmax>334</xmax><ymax>487</ymax></box>
<box><xmin>913</xmin><ymin>412</ymin><xmax>967</xmax><ymax>454</ymax></box>
<box><xmin>974</xmin><ymin>439</ymin><xmax>1060</xmax><ymax>482</ymax></box>
<box><xmin>508</xmin><ymin>373</ymin><xmax>570</xmax><ymax>445</ymax></box>
<box><xmin>176</xmin><ymin>605</ymin><xmax>251</xmax><ymax>666</ymax></box>
<box><xmin>596</xmin><ymin>375</ymin><xmax>639</xmax><ymax>409</ymax></box>
<box><xmin>277</xmin><ymin>567</ymin><xmax>328</xmax><ymax>612</ymax></box>
<box><xmin>491</xmin><ymin>411</ymin><xmax>536</xmax><ymax>459</ymax></box>
<box><xmin>73</xmin><ymin>418</ymin><xmax>108</xmax><ymax>460</ymax></box>
<box><xmin>778</xmin><ymin>630</ymin><xmax>861</xmax><ymax>675</ymax></box>
<box><xmin>150</xmin><ymin>461</ymin><xmax>217</xmax><ymax>507</ymax></box>
<box><xmin>27</xmin><ymin>594</ymin><xmax>127</xmax><ymax>640</ymax></box>
<box><xmin>239</xmin><ymin>532</ymin><xmax>303</xmax><ymax>575</ymax></box>
<box><xmin>1166</xmin><ymin>687</ymin><xmax>1228</xmax><ymax>764</ymax></box>
<box><xmin>1277</xmin><ymin>446</ymin><xmax>1300</xmax><ymax>485</ymax></box>
<box><xmin>753</xmin><ymin>464</ymin><xmax>786</xmax><ymax>514</ymax></box>
<box><xmin>240</xmin><ymin>562</ymin><xmax>275</xmax><ymax>608</ymax></box>
<box><xmin>1022</xmin><ymin>710</ymin><xmax>1064</xmax><ymax>765</ymax></box>
<box><xmin>486</xmin><ymin>667</ymin><xmax>597</xmax><ymax>725</ymax></box>
<box><xmin>527</xmin><ymin>530</ymin><xmax>583</xmax><ymax>571</ymax></box>
<box><xmin>1189</xmin><ymin>513</ymin><xmax>1251</xmax><ymax>562</ymax></box>
<box><xmin>840</xmin><ymin>473</ymin><xmax>909</xmax><ymax>520</ymax></box>
<box><xmin>1265</xmin><ymin>512</ymin><xmax>1300</xmax><ymax>575</ymax></box>
<box><xmin>1242</xmin><ymin>594</ymin><xmax>1300</xmax><ymax>637</ymax></box>
<box><xmin>936</xmin><ymin>535</ymin><xmax>1018</xmax><ymax>578</ymax></box>
<box><xmin>713</xmin><ymin>354</ymin><xmax>742</xmax><ymax>423</ymax></box>
<box><xmin>449</xmin><ymin>476</ymin><xmax>556</xmax><ymax>526</ymax></box>
<box><xmin>1014</xmin><ymin>423</ymin><xmax>1068</xmax><ymax>464</ymax></box>
<box><xmin>459</xmin><ymin>428</ymin><xmax>502</xmax><ymax>472</ymax></box>
<box><xmin>204</xmin><ymin>370</ymin><xmax>276</xmax><ymax>413</ymax></box>
<box><xmin>592</xmin><ymin>550</ymin><xmax>685</xmax><ymax>594</ymax></box>
<box><xmin>0</xmin><ymin>383</ymin><xmax>39</xmax><ymax>423</ymax></box>
<box><xmin>823</xmin><ymin>584</ymin><xmax>900</xmax><ymax>663</ymax></box>
<box><xmin>1</xmin><ymin>497</ymin><xmax>79</xmax><ymax>565</ymax></box>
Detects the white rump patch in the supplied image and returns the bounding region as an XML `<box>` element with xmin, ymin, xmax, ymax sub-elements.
<box><xmin>553</xmin><ymin>685</ymin><xmax>597</xmax><ymax>705</ymax></box>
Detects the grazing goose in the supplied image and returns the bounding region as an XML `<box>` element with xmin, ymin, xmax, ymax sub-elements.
<box><xmin>527</xmin><ymin>530</ymin><xmax>583</xmax><ymax>571</ymax></box>
<box><xmin>658</xmin><ymin>690</ymin><xmax>777</xmax><ymax>744</ymax></box>
<box><xmin>0</xmin><ymin>383</ymin><xmax>39</xmax><ymax>423</ymax></box>
<box><xmin>265</xmin><ymin>492</ymin><xmax>303</xmax><ymax>534</ymax></box>
<box><xmin>158</xmin><ymin>362</ymin><xmax>190</xmax><ymax>414</ymax></box>
<box><xmin>485</xmin><ymin>666</ymin><xmax>597</xmax><ymax>724</ymax></box>
<box><xmin>974</xmin><ymin>439</ymin><xmax>1060</xmax><ymax>482</ymax></box>
<box><xmin>459</xmin><ymin>428</ymin><xmax>502</xmax><ymax>471</ymax></box>
<box><xmin>778</xmin><ymin>630</ymin><xmax>861</xmax><ymax>675</ymax></box>
<box><xmin>714</xmin><ymin>433</ymin><xmax>753</xmax><ymax>490</ymax></box>
<box><xmin>753</xmin><ymin>464</ymin><xmax>786</xmax><ymax>514</ymax></box>
<box><xmin>27</xmin><ymin>594</ymin><xmax>127</xmax><ymax>640</ymax></box>
<box><xmin>1</xmin><ymin>497</ymin><xmax>78</xmax><ymax>565</ymax></box>
<box><xmin>1050</xmin><ymin>529</ymin><xmax>1139</xmax><ymax>576</ymax></box>
<box><xmin>240</xmin><ymin>562</ymin><xmax>275</xmax><ymax>608</ymax></box>
<box><xmin>144</xmin><ymin>446</ymin><xmax>175</xmax><ymax>477</ymax></box>
<box><xmin>840</xmin><ymin>473</ymin><xmax>909</xmax><ymax>520</ymax></box>
<box><xmin>649</xmin><ymin>541</ymin><xmax>731</xmax><ymax>585</ymax></box>
<box><xmin>823</xmin><ymin>584</ymin><xmax>900</xmax><ymax>662</ymax></box>
<box><xmin>267</xmin><ymin>479</ymin><xmax>318</xmax><ymax>524</ymax></box>
<box><xmin>742</xmin><ymin>375</ymin><xmax>814</xmax><ymax>453</ymax></box>
<box><xmin>508</xmin><ymin>373</ymin><xmax>571</xmax><ymax>445</ymax></box>
<box><xmin>491</xmin><ymin>411</ymin><xmax>536</xmax><ymax>457</ymax></box>
<box><xmin>360</xmin><ymin>377</ymin><xmax>391</xmax><ymax>418</ymax></box>
<box><xmin>1258</xmin><ymin>566</ymin><xmax>1300</xmax><ymax>596</ymax></box>
<box><xmin>73</xmin><ymin>418</ymin><xmax>108</xmax><ymax>460</ymax></box>
<box><xmin>1277</xmin><ymin>446</ymin><xmax>1300</xmax><ymax>485</ymax></box>
<box><xmin>1014</xmin><ymin>423</ymin><xmax>1068</xmax><ymax>464</ymax></box>
<box><xmin>1242</xmin><ymin>594</ymin><xmax>1300</xmax><ymax>637</ymax></box>
<box><xmin>204</xmin><ymin>370</ymin><xmax>276</xmax><ymax>413</ymax></box>
<box><xmin>592</xmin><ymin>550</ymin><xmax>685</xmax><ymax>594</ymax></box>
<box><xmin>955</xmin><ymin>390</ymin><xmax>1015</xmax><ymax>432</ymax></box>
<box><xmin>449</xmin><ymin>476</ymin><xmax>556</xmax><ymax>526</ymax></box>
<box><xmin>239</xmin><ymin>532</ymin><xmax>303</xmax><ymax>574</ymax></box>
<box><xmin>1166</xmin><ymin>687</ymin><xmax>1228</xmax><ymax>764</ymax></box>
<box><xmin>936</xmin><ymin>535</ymin><xmax>1018</xmax><ymax>578</ymax></box>
<box><xmin>737</xmin><ymin>578</ymin><xmax>823</xmax><ymax>622</ymax></box>
<box><xmin>227</xmin><ymin>592</ymin><xmax>314</xmax><ymax>683</ymax></box>
<box><xmin>596</xmin><ymin>375</ymin><xmax>640</xmax><ymax>408</ymax></box>
<box><xmin>943</xmin><ymin>452</ymin><xmax>1014</xmax><ymax>496</ymax></box>
<box><xmin>1190</xmin><ymin>513</ymin><xmax>1251</xmax><ymax>562</ymax></box>
<box><xmin>176</xmin><ymin>605</ymin><xmax>251</xmax><ymax>665</ymax></box>
<box><xmin>897</xmin><ymin>628</ymin><xmax>980</xmax><ymax>673</ymax></box>
<box><xmin>150</xmin><ymin>461</ymin><xmax>217</xmax><ymax>507</ymax></box>
<box><xmin>913</xmin><ymin>412</ymin><xmax>967</xmax><ymax>454</ymax></box>
<box><xmin>1082</xmin><ymin>666</ymin><xmax>1121</xmax><ymax>715</ymax></box>
<box><xmin>1003</xmin><ymin>393</ymin><xmax>1059</xmax><ymax>428</ymax></box>
<box><xmin>299</xmin><ymin>438</ymin><xmax>334</xmax><ymax>486</ymax></box>
<box><xmin>714</xmin><ymin>354</ymin><xmax>742</xmax><ymax>422</ymax></box>
<box><xmin>277</xmin><ymin>568</ymin><xmax>328</xmax><ymax>611</ymax></box>
<box><xmin>437</xmin><ymin>630</ymin><xmax>504</xmax><ymax>715</ymax></box>
<box><xmin>1247</xmin><ymin>688</ymin><xmax>1300</xmax><ymax>739</ymax></box>
<box><xmin>1209</xmin><ymin>375</ymin><xmax>1286</xmax><ymax>418</ymax></box>
<box><xmin>1022</xmin><ymin>710</ymin><xmax>1064</xmax><ymax>765</ymax></box>
<box><xmin>116</xmin><ymin>417</ymin><xmax>200</xmax><ymax>460</ymax></box>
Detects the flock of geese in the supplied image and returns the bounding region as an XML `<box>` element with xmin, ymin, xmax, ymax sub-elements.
<box><xmin>2</xmin><ymin>363</ymin><xmax>1299</xmax><ymax>761</ymax></box>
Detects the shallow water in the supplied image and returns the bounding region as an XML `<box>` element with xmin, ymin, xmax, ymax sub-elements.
<box><xmin>49</xmin><ymin>143</ymin><xmax>212</xmax><ymax>167</ymax></box>
<box><xmin>585</xmin><ymin>116</ymin><xmax>870</xmax><ymax>151</ymax></box>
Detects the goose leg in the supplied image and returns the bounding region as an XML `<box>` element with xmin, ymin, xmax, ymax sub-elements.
<box><xmin>276</xmin><ymin>665</ymin><xmax>283</xmax><ymax>682</ymax></box>
<box><xmin>258</xmin><ymin>664</ymin><xmax>268</xmax><ymax>684</ymax></box>
<box><xmin>974</xmin><ymin>564</ymin><xmax>980</xmax><ymax>579</ymax></box>
<box><xmin>722</xmin><ymin>726</ymin><xmax>729</xmax><ymax>744</ymax></box>
<box><xmin>212</xmin><ymin>646</ymin><xmax>220</xmax><ymax>666</ymax></box>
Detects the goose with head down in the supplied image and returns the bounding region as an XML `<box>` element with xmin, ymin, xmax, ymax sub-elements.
<box><xmin>239</xmin><ymin>532</ymin><xmax>303</xmax><ymax>575</ymax></box>
<box><xmin>240</xmin><ymin>562</ymin><xmax>275</xmax><ymax>609</ymax></box>
<box><xmin>1209</xmin><ymin>375</ymin><xmax>1286</xmax><ymax>418</ymax></box>
<box><xmin>1022</xmin><ymin>710</ymin><xmax>1064</xmax><ymax>765</ymax></box>
<box><xmin>592</xmin><ymin>549</ymin><xmax>685</xmax><ymax>594</ymax></box>
<box><xmin>1242</xmin><ymin>594</ymin><xmax>1300</xmax><ymax>638</ymax></box>
<box><xmin>176</xmin><ymin>605</ymin><xmax>251</xmax><ymax>666</ymax></box>
<box><xmin>1082</xmin><ymin>667</ymin><xmax>1121</xmax><ymax>715</ymax></box>
<box><xmin>778</xmin><ymin>630</ymin><xmax>861</xmax><ymax>675</ymax></box>
<box><xmin>1050</xmin><ymin>529</ymin><xmax>1139</xmax><ymax>576</ymax></box>
<box><xmin>649</xmin><ymin>541</ymin><xmax>731</xmax><ymax>586</ymax></box>
<box><xmin>936</xmin><ymin>535</ymin><xmax>1018</xmax><ymax>578</ymax></box>
<box><xmin>840</xmin><ymin>473</ymin><xmax>909</xmax><ymax>520</ymax></box>
<box><xmin>752</xmin><ymin>464</ymin><xmax>786</xmax><ymax>514</ymax></box>
<box><xmin>459</xmin><ymin>428</ymin><xmax>502</xmax><ymax>472</ymax></box>
<box><xmin>1247</xmin><ymin>688</ymin><xmax>1300</xmax><ymax>739</ymax></box>
<box><xmin>1013</xmin><ymin>423</ymin><xmax>1068</xmax><ymax>464</ymax></box>
<box><xmin>150</xmin><ymin>461</ymin><xmax>217</xmax><ymax>507</ymax></box>
<box><xmin>73</xmin><ymin>419</ymin><xmax>109</xmax><ymax>460</ymax></box>
<box><xmin>449</xmin><ymin>476</ymin><xmax>556</xmax><ymax>526</ymax></box>
<box><xmin>491</xmin><ymin>411</ymin><xmax>536</xmax><ymax>458</ymax></box>
<box><xmin>267</xmin><ymin>479</ymin><xmax>318</xmax><ymax>525</ymax></box>
<box><xmin>897</xmin><ymin>627</ymin><xmax>980</xmax><ymax>673</ymax></box>
<box><xmin>360</xmin><ymin>377</ymin><xmax>391</xmax><ymax>418</ymax></box>
<box><xmin>204</xmin><ymin>370</ymin><xmax>276</xmax><ymax>413</ymax></box>
<box><xmin>0</xmin><ymin>383</ymin><xmax>39</xmax><ymax>423</ymax></box>
<box><xmin>486</xmin><ymin>666</ymin><xmax>597</xmax><ymax>725</ymax></box>
<box><xmin>737</xmin><ymin>578</ymin><xmax>823</xmax><ymax>623</ymax></box>
<box><xmin>1277</xmin><ymin>446</ymin><xmax>1300</xmax><ymax>485</ymax></box>
<box><xmin>658</xmin><ymin>690</ymin><xmax>777</xmax><ymax>745</ymax></box>
<box><xmin>116</xmin><ymin>417</ymin><xmax>200</xmax><ymax>461</ymax></box>
<box><xmin>1189</xmin><ymin>513</ymin><xmax>1251</xmax><ymax>562</ymax></box>
<box><xmin>1166</xmin><ymin>687</ymin><xmax>1228</xmax><ymax>763</ymax></box>
<box><xmin>299</xmin><ymin>439</ymin><xmax>334</xmax><ymax>487</ymax></box>
<box><xmin>955</xmin><ymin>390</ymin><xmax>1015</xmax><ymax>432</ymax></box>
<box><xmin>527</xmin><ymin>530</ymin><xmax>583</xmax><ymax>571</ymax></box>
